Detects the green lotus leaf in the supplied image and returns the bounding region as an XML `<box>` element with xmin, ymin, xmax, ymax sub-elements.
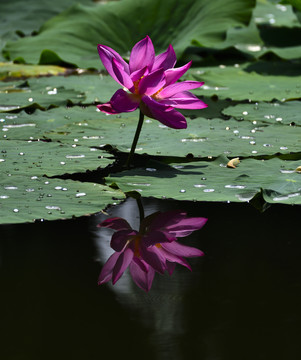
<box><xmin>218</xmin><ymin>18</ymin><xmax>264</xmax><ymax>56</ymax></box>
<box><xmin>0</xmin><ymin>139</ymin><xmax>113</xmax><ymax>177</ymax></box>
<box><xmin>243</xmin><ymin>61</ymin><xmax>301</xmax><ymax>76</ymax></box>
<box><xmin>215</xmin><ymin>22</ymin><xmax>301</xmax><ymax>61</ymax></box>
<box><xmin>27</xmin><ymin>74</ymin><xmax>120</xmax><ymax>104</ymax></box>
<box><xmin>0</xmin><ymin>79</ymin><xmax>85</xmax><ymax>112</ymax></box>
<box><xmin>222</xmin><ymin>101</ymin><xmax>301</xmax><ymax>126</ymax></box>
<box><xmin>3</xmin><ymin>0</ymin><xmax>255</xmax><ymax>68</ymax></box>
<box><xmin>213</xmin><ymin>0</ymin><xmax>301</xmax><ymax>61</ymax></box>
<box><xmin>0</xmin><ymin>62</ymin><xmax>69</xmax><ymax>80</ymax></box>
<box><xmin>0</xmin><ymin>173</ymin><xmax>125</xmax><ymax>224</ymax></box>
<box><xmin>0</xmin><ymin>109</ymin><xmax>78</xmax><ymax>140</ymax></box>
<box><xmin>188</xmin><ymin>64</ymin><xmax>301</xmax><ymax>101</ymax></box>
<box><xmin>281</xmin><ymin>0</ymin><xmax>301</xmax><ymax>12</ymax></box>
<box><xmin>223</xmin><ymin>0</ymin><xmax>301</xmax><ymax>60</ymax></box>
<box><xmin>260</xmin><ymin>45</ymin><xmax>301</xmax><ymax>60</ymax></box>
<box><xmin>0</xmin><ymin>0</ymin><xmax>94</xmax><ymax>61</ymax></box>
<box><xmin>253</xmin><ymin>0</ymin><xmax>301</xmax><ymax>27</ymax></box>
<box><xmin>107</xmin><ymin>156</ymin><xmax>301</xmax><ymax>204</ymax></box>
<box><xmin>42</xmin><ymin>106</ymin><xmax>301</xmax><ymax>158</ymax></box>
<box><xmin>0</xmin><ymin>0</ymin><xmax>94</xmax><ymax>37</ymax></box>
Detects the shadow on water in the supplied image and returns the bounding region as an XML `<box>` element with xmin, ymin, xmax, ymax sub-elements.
<box><xmin>1</xmin><ymin>198</ymin><xmax>301</xmax><ymax>360</ymax></box>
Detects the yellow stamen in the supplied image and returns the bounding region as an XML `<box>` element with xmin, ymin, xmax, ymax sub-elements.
<box><xmin>134</xmin><ymin>80</ymin><xmax>140</xmax><ymax>94</ymax></box>
<box><xmin>152</xmin><ymin>87</ymin><xmax>164</xmax><ymax>99</ymax></box>
<box><xmin>133</xmin><ymin>75</ymin><xmax>145</xmax><ymax>95</ymax></box>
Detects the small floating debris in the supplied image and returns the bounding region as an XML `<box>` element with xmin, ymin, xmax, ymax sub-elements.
<box><xmin>295</xmin><ymin>166</ymin><xmax>301</xmax><ymax>174</ymax></box>
<box><xmin>227</xmin><ymin>157</ymin><xmax>240</xmax><ymax>169</ymax></box>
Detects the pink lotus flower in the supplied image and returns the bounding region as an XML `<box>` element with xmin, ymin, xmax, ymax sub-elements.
<box><xmin>97</xmin><ymin>36</ymin><xmax>207</xmax><ymax>129</ymax></box>
<box><xmin>97</xmin><ymin>210</ymin><xmax>207</xmax><ymax>292</ymax></box>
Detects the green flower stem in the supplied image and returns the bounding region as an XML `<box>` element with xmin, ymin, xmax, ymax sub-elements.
<box><xmin>125</xmin><ymin>109</ymin><xmax>144</xmax><ymax>168</ymax></box>
<box><xmin>136</xmin><ymin>197</ymin><xmax>145</xmax><ymax>223</ymax></box>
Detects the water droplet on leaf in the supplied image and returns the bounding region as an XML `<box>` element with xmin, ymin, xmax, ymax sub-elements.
<box><xmin>225</xmin><ymin>184</ymin><xmax>246</xmax><ymax>189</ymax></box>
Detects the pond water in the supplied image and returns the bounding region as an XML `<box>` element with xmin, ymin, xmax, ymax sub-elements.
<box><xmin>1</xmin><ymin>198</ymin><xmax>301</xmax><ymax>360</ymax></box>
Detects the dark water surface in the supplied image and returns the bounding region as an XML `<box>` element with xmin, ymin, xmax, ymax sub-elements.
<box><xmin>1</xmin><ymin>199</ymin><xmax>301</xmax><ymax>360</ymax></box>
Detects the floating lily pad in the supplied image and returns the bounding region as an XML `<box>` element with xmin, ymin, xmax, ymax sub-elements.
<box><xmin>188</xmin><ymin>64</ymin><xmax>301</xmax><ymax>101</ymax></box>
<box><xmin>281</xmin><ymin>0</ymin><xmax>301</xmax><ymax>12</ymax></box>
<box><xmin>218</xmin><ymin>1</ymin><xmax>301</xmax><ymax>61</ymax></box>
<box><xmin>259</xmin><ymin>45</ymin><xmax>301</xmax><ymax>60</ymax></box>
<box><xmin>243</xmin><ymin>61</ymin><xmax>301</xmax><ymax>76</ymax></box>
<box><xmin>0</xmin><ymin>80</ymin><xmax>85</xmax><ymax>112</ymax></box>
<box><xmin>43</xmin><ymin>107</ymin><xmax>301</xmax><ymax>158</ymax></box>
<box><xmin>227</xmin><ymin>37</ymin><xmax>301</xmax><ymax>61</ymax></box>
<box><xmin>107</xmin><ymin>156</ymin><xmax>301</xmax><ymax>204</ymax></box>
<box><xmin>28</xmin><ymin>74</ymin><xmax>120</xmax><ymax>104</ymax></box>
<box><xmin>0</xmin><ymin>173</ymin><xmax>125</xmax><ymax>224</ymax></box>
<box><xmin>218</xmin><ymin>18</ymin><xmax>264</xmax><ymax>56</ymax></box>
<box><xmin>0</xmin><ymin>62</ymin><xmax>69</xmax><ymax>80</ymax></box>
<box><xmin>253</xmin><ymin>1</ymin><xmax>301</xmax><ymax>27</ymax></box>
<box><xmin>3</xmin><ymin>0</ymin><xmax>256</xmax><ymax>68</ymax></box>
<box><xmin>222</xmin><ymin>101</ymin><xmax>301</xmax><ymax>126</ymax></box>
<box><xmin>0</xmin><ymin>139</ymin><xmax>113</xmax><ymax>177</ymax></box>
<box><xmin>0</xmin><ymin>109</ymin><xmax>77</xmax><ymax>140</ymax></box>
<box><xmin>0</xmin><ymin>106</ymin><xmax>111</xmax><ymax>141</ymax></box>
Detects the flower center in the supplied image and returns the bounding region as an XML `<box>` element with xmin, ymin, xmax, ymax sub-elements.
<box><xmin>133</xmin><ymin>80</ymin><xmax>140</xmax><ymax>94</ymax></box>
<box><xmin>132</xmin><ymin>234</ymin><xmax>142</xmax><ymax>257</ymax></box>
<box><xmin>151</xmin><ymin>87</ymin><xmax>163</xmax><ymax>100</ymax></box>
<box><xmin>133</xmin><ymin>76</ymin><xmax>145</xmax><ymax>95</ymax></box>
<box><xmin>130</xmin><ymin>233</ymin><xmax>162</xmax><ymax>257</ymax></box>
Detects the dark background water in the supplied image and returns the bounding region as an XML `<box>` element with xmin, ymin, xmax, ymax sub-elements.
<box><xmin>1</xmin><ymin>199</ymin><xmax>301</xmax><ymax>360</ymax></box>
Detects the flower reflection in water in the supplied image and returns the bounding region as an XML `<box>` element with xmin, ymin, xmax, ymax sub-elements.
<box><xmin>93</xmin><ymin>198</ymin><xmax>208</xmax><ymax>358</ymax></box>
<box><xmin>97</xmin><ymin>199</ymin><xmax>207</xmax><ymax>292</ymax></box>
